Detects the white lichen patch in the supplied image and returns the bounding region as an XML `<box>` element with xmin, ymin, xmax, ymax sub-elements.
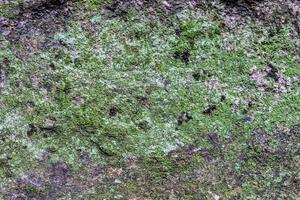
<box><xmin>0</xmin><ymin>110</ymin><xmax>27</xmax><ymax>132</ymax></box>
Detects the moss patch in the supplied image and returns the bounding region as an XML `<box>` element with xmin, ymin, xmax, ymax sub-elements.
<box><xmin>0</xmin><ymin>3</ymin><xmax>299</xmax><ymax>199</ymax></box>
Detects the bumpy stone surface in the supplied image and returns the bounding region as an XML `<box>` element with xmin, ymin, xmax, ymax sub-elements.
<box><xmin>0</xmin><ymin>0</ymin><xmax>299</xmax><ymax>199</ymax></box>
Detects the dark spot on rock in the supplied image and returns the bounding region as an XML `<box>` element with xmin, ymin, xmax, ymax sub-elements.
<box><xmin>163</xmin><ymin>79</ymin><xmax>171</xmax><ymax>91</ymax></box>
<box><xmin>197</xmin><ymin>148</ymin><xmax>214</xmax><ymax>160</ymax></box>
<box><xmin>49</xmin><ymin>0</ymin><xmax>67</xmax><ymax>6</ymax></box>
<box><xmin>266</xmin><ymin>63</ymin><xmax>279</xmax><ymax>82</ymax></box>
<box><xmin>173</xmin><ymin>51</ymin><xmax>181</xmax><ymax>59</ymax></box>
<box><xmin>177</xmin><ymin>112</ymin><xmax>193</xmax><ymax>126</ymax></box>
<box><xmin>40</xmin><ymin>118</ymin><xmax>57</xmax><ymax>134</ymax></box>
<box><xmin>238</xmin><ymin>153</ymin><xmax>248</xmax><ymax>162</ymax></box>
<box><xmin>137</xmin><ymin>121</ymin><xmax>150</xmax><ymax>131</ymax></box>
<box><xmin>27</xmin><ymin>101</ymin><xmax>35</xmax><ymax>109</ymax></box>
<box><xmin>134</xmin><ymin>31</ymin><xmax>141</xmax><ymax>39</ymax></box>
<box><xmin>43</xmin><ymin>81</ymin><xmax>52</xmax><ymax>93</ymax></box>
<box><xmin>203</xmin><ymin>105</ymin><xmax>217</xmax><ymax>114</ymax></box>
<box><xmin>186</xmin><ymin>113</ymin><xmax>193</xmax><ymax>120</ymax></box>
<box><xmin>247</xmin><ymin>100</ymin><xmax>253</xmax><ymax>107</ymax></box>
<box><xmin>104</xmin><ymin>1</ymin><xmax>119</xmax><ymax>12</ymax></box>
<box><xmin>182</xmin><ymin>49</ymin><xmax>190</xmax><ymax>65</ymax></box>
<box><xmin>2</xmin><ymin>57</ymin><xmax>10</xmax><ymax>67</ymax></box>
<box><xmin>23</xmin><ymin>0</ymin><xmax>67</xmax><ymax>11</ymax></box>
<box><xmin>221</xmin><ymin>94</ymin><xmax>226</xmax><ymax>101</ymax></box>
<box><xmin>40</xmin><ymin>126</ymin><xmax>57</xmax><ymax>133</ymax></box>
<box><xmin>207</xmin><ymin>133</ymin><xmax>220</xmax><ymax>146</ymax></box>
<box><xmin>174</xmin><ymin>49</ymin><xmax>190</xmax><ymax>65</ymax></box>
<box><xmin>203</xmin><ymin>70</ymin><xmax>212</xmax><ymax>77</ymax></box>
<box><xmin>244</xmin><ymin>116</ymin><xmax>253</xmax><ymax>123</ymax></box>
<box><xmin>290</xmin><ymin>124</ymin><xmax>300</xmax><ymax>134</ymax></box>
<box><xmin>50</xmin><ymin>63</ymin><xmax>56</xmax><ymax>70</ymax></box>
<box><xmin>42</xmin><ymin>132</ymin><xmax>49</xmax><ymax>138</ymax></box>
<box><xmin>78</xmin><ymin>149</ymin><xmax>91</xmax><ymax>162</ymax></box>
<box><xmin>175</xmin><ymin>28</ymin><xmax>181</xmax><ymax>36</ymax></box>
<box><xmin>15</xmin><ymin>80</ymin><xmax>23</xmax><ymax>88</ymax></box>
<box><xmin>47</xmin><ymin>147</ymin><xmax>57</xmax><ymax>153</ymax></box>
<box><xmin>105</xmin><ymin>2</ymin><xmax>128</xmax><ymax>18</ymax></box>
<box><xmin>108</xmin><ymin>10</ymin><xmax>128</xmax><ymax>18</ymax></box>
<box><xmin>109</xmin><ymin>107</ymin><xmax>118</xmax><ymax>117</ymax></box>
<box><xmin>241</xmin><ymin>109</ymin><xmax>248</xmax><ymax>114</ymax></box>
<box><xmin>177</xmin><ymin>120</ymin><xmax>183</xmax><ymax>126</ymax></box>
<box><xmin>89</xmin><ymin>139</ymin><xmax>115</xmax><ymax>156</ymax></box>
<box><xmin>27</xmin><ymin>124</ymin><xmax>38</xmax><ymax>136</ymax></box>
<box><xmin>192</xmin><ymin>72</ymin><xmax>201</xmax><ymax>81</ymax></box>
<box><xmin>138</xmin><ymin>96</ymin><xmax>150</xmax><ymax>108</ymax></box>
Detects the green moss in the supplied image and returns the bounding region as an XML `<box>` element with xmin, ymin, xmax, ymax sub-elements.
<box><xmin>1</xmin><ymin>7</ymin><xmax>299</xmax><ymax>199</ymax></box>
<box><xmin>78</xmin><ymin>0</ymin><xmax>112</xmax><ymax>11</ymax></box>
<box><xmin>0</xmin><ymin>1</ymin><xmax>21</xmax><ymax>18</ymax></box>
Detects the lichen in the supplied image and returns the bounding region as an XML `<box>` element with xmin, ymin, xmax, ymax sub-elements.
<box><xmin>0</xmin><ymin>2</ymin><xmax>299</xmax><ymax>199</ymax></box>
